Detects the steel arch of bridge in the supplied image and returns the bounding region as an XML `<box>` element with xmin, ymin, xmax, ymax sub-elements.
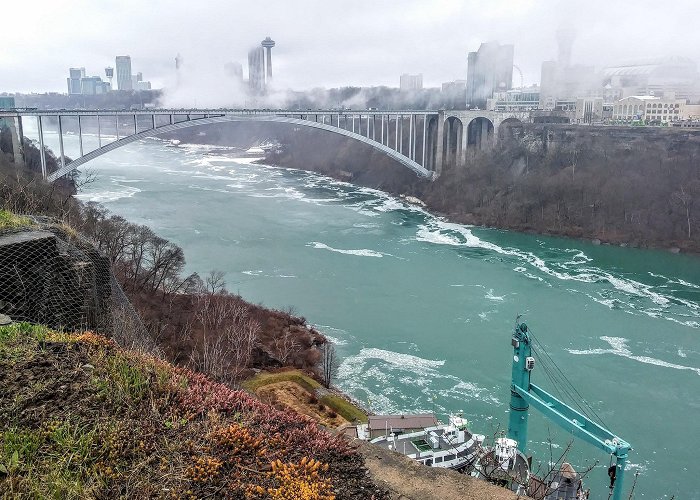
<box><xmin>49</xmin><ymin>114</ymin><xmax>434</xmax><ymax>182</ymax></box>
<box><xmin>0</xmin><ymin>110</ymin><xmax>440</xmax><ymax>182</ymax></box>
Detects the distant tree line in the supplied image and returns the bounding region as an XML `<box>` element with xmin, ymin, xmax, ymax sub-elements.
<box><xmin>261</xmin><ymin>122</ymin><xmax>700</xmax><ymax>253</ymax></box>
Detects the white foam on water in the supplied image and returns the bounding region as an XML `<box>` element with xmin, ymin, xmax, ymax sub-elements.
<box><xmin>415</xmin><ymin>219</ymin><xmax>698</xmax><ymax>321</ymax></box>
<box><xmin>436</xmin><ymin>381</ymin><xmax>501</xmax><ymax>406</ymax></box>
<box><xmin>336</xmin><ymin>347</ymin><xmax>500</xmax><ymax>414</ymax></box>
<box><xmin>308</xmin><ymin>242</ymin><xmax>385</xmax><ymax>258</ymax></box>
<box><xmin>248</xmin><ymin>186</ymin><xmax>307</xmax><ymax>202</ymax></box>
<box><xmin>241</xmin><ymin>270</ymin><xmax>263</xmax><ymax>276</ymax></box>
<box><xmin>478</xmin><ymin>311</ymin><xmax>494</xmax><ymax>321</ymax></box>
<box><xmin>568</xmin><ymin>336</ymin><xmax>700</xmax><ymax>376</ymax></box>
<box><xmin>485</xmin><ymin>289</ymin><xmax>506</xmax><ymax>301</ymax></box>
<box><xmin>673</xmin><ymin>278</ymin><xmax>700</xmax><ymax>289</ymax></box>
<box><xmin>187</xmin><ymin>185</ymin><xmax>233</xmax><ymax>194</ymax></box>
<box><xmin>561</xmin><ymin>249</ymin><xmax>593</xmax><ymax>266</ymax></box>
<box><xmin>76</xmin><ymin>183</ymin><xmax>140</xmax><ymax>203</ymax></box>
<box><xmin>338</xmin><ymin>348</ymin><xmax>444</xmax><ymax>378</ymax></box>
<box><xmin>108</xmin><ymin>175</ymin><xmax>144</xmax><ymax>184</ymax></box>
<box><xmin>678</xmin><ymin>349</ymin><xmax>687</xmax><ymax>358</ymax></box>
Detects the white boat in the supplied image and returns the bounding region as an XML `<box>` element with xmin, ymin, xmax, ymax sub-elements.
<box><xmin>473</xmin><ymin>437</ymin><xmax>530</xmax><ymax>494</ymax></box>
<box><xmin>369</xmin><ymin>414</ymin><xmax>485</xmax><ymax>471</ymax></box>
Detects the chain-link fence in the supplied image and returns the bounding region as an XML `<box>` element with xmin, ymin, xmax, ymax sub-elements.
<box><xmin>0</xmin><ymin>216</ymin><xmax>155</xmax><ymax>352</ymax></box>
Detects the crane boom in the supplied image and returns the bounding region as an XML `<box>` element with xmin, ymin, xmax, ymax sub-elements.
<box><xmin>507</xmin><ymin>321</ymin><xmax>631</xmax><ymax>500</ymax></box>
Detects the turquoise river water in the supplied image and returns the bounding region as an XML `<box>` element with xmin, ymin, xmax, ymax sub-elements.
<box><xmin>34</xmin><ymin>131</ymin><xmax>700</xmax><ymax>499</ymax></box>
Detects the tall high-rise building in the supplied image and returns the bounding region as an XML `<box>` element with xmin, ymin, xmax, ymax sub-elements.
<box><xmin>105</xmin><ymin>67</ymin><xmax>114</xmax><ymax>88</ymax></box>
<box><xmin>261</xmin><ymin>37</ymin><xmax>275</xmax><ymax>82</ymax></box>
<box><xmin>400</xmin><ymin>74</ymin><xmax>423</xmax><ymax>91</ymax></box>
<box><xmin>80</xmin><ymin>76</ymin><xmax>110</xmax><ymax>95</ymax></box>
<box><xmin>248</xmin><ymin>46</ymin><xmax>266</xmax><ymax>93</ymax></box>
<box><xmin>115</xmin><ymin>56</ymin><xmax>133</xmax><ymax>91</ymax></box>
<box><xmin>67</xmin><ymin>67</ymin><xmax>85</xmax><ymax>94</ymax></box>
<box><xmin>466</xmin><ymin>42</ymin><xmax>514</xmax><ymax>109</ymax></box>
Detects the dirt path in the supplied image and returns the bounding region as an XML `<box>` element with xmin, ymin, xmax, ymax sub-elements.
<box><xmin>256</xmin><ymin>381</ymin><xmax>350</xmax><ymax>428</ymax></box>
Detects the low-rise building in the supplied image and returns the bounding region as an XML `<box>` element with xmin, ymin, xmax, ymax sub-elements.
<box><xmin>487</xmin><ymin>85</ymin><xmax>540</xmax><ymax>111</ymax></box>
<box><xmin>365</xmin><ymin>413</ymin><xmax>438</xmax><ymax>440</ymax></box>
<box><xmin>612</xmin><ymin>95</ymin><xmax>685</xmax><ymax>123</ymax></box>
<box><xmin>575</xmin><ymin>97</ymin><xmax>604</xmax><ymax>124</ymax></box>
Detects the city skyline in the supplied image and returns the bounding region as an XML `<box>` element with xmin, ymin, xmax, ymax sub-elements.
<box><xmin>2</xmin><ymin>0</ymin><xmax>700</xmax><ymax>95</ymax></box>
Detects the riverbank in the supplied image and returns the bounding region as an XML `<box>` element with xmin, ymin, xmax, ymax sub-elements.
<box><xmin>262</xmin><ymin>128</ymin><xmax>700</xmax><ymax>254</ymax></box>
<box><xmin>160</xmin><ymin>120</ymin><xmax>700</xmax><ymax>254</ymax></box>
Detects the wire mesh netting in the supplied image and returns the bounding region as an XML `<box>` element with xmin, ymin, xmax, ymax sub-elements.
<box><xmin>0</xmin><ymin>216</ymin><xmax>154</xmax><ymax>352</ymax></box>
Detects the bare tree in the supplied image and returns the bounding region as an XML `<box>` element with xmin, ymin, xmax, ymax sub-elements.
<box><xmin>272</xmin><ymin>330</ymin><xmax>301</xmax><ymax>365</ymax></box>
<box><xmin>225</xmin><ymin>316</ymin><xmax>260</xmax><ymax>380</ymax></box>
<box><xmin>672</xmin><ymin>185</ymin><xmax>694</xmax><ymax>239</ymax></box>
<box><xmin>319</xmin><ymin>342</ymin><xmax>338</xmax><ymax>388</ymax></box>
<box><xmin>205</xmin><ymin>269</ymin><xmax>226</xmax><ymax>295</ymax></box>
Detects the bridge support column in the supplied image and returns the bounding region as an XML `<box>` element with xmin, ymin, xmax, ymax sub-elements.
<box><xmin>395</xmin><ymin>115</ymin><xmax>399</xmax><ymax>151</ymax></box>
<box><xmin>58</xmin><ymin>115</ymin><xmax>66</xmax><ymax>171</ymax></box>
<box><xmin>78</xmin><ymin>115</ymin><xmax>84</xmax><ymax>157</ymax></box>
<box><xmin>380</xmin><ymin>115</ymin><xmax>384</xmax><ymax>145</ymax></box>
<box><xmin>97</xmin><ymin>115</ymin><xmax>102</xmax><ymax>147</ymax></box>
<box><xmin>461</xmin><ymin>122</ymin><xmax>469</xmax><ymax>165</ymax></box>
<box><xmin>434</xmin><ymin>112</ymin><xmax>444</xmax><ymax>177</ymax></box>
<box><xmin>37</xmin><ymin>116</ymin><xmax>46</xmax><ymax>179</ymax></box>
<box><xmin>408</xmin><ymin>115</ymin><xmax>413</xmax><ymax>160</ymax></box>
<box><xmin>422</xmin><ymin>114</ymin><xmax>427</xmax><ymax>167</ymax></box>
<box><xmin>481</xmin><ymin>118</ymin><xmax>489</xmax><ymax>150</ymax></box>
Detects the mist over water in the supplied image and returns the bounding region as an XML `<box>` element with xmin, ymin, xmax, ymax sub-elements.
<box><xmin>74</xmin><ymin>138</ymin><xmax>700</xmax><ymax>499</ymax></box>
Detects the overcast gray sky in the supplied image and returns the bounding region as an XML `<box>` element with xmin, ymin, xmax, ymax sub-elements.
<box><xmin>2</xmin><ymin>0</ymin><xmax>699</xmax><ymax>94</ymax></box>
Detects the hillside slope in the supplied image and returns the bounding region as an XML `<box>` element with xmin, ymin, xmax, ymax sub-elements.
<box><xmin>0</xmin><ymin>323</ymin><xmax>385</xmax><ymax>499</ymax></box>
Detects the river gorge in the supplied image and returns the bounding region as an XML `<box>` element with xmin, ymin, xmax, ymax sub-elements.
<box><xmin>38</xmin><ymin>132</ymin><xmax>700</xmax><ymax>499</ymax></box>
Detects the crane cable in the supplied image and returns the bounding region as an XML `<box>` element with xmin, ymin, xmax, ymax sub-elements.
<box><xmin>531</xmin><ymin>347</ymin><xmax>599</xmax><ymax>424</ymax></box>
<box><xmin>528</xmin><ymin>328</ymin><xmax>610</xmax><ymax>430</ymax></box>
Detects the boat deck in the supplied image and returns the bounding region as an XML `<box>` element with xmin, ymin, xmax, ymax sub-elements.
<box><xmin>372</xmin><ymin>425</ymin><xmax>479</xmax><ymax>456</ymax></box>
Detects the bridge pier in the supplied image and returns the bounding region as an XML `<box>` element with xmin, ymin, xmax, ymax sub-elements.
<box><xmin>57</xmin><ymin>116</ymin><xmax>66</xmax><ymax>172</ymax></box>
<box><xmin>461</xmin><ymin>122</ymin><xmax>469</xmax><ymax>164</ymax></box>
<box><xmin>36</xmin><ymin>116</ymin><xmax>46</xmax><ymax>179</ymax></box>
<box><xmin>434</xmin><ymin>111</ymin><xmax>445</xmax><ymax>177</ymax></box>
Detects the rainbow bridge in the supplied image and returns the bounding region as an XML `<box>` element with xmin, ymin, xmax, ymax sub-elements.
<box><xmin>0</xmin><ymin>108</ymin><xmax>527</xmax><ymax>181</ymax></box>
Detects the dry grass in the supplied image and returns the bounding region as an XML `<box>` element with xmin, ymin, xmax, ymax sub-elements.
<box><xmin>0</xmin><ymin>323</ymin><xmax>383</xmax><ymax>499</ymax></box>
<box><xmin>0</xmin><ymin>210</ymin><xmax>33</xmax><ymax>230</ymax></box>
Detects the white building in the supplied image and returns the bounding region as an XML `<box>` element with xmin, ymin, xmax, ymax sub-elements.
<box><xmin>400</xmin><ymin>73</ymin><xmax>423</xmax><ymax>91</ymax></box>
<box><xmin>612</xmin><ymin>95</ymin><xmax>685</xmax><ymax>123</ymax></box>
<box><xmin>575</xmin><ymin>97</ymin><xmax>604</xmax><ymax>124</ymax></box>
<box><xmin>487</xmin><ymin>85</ymin><xmax>540</xmax><ymax>111</ymax></box>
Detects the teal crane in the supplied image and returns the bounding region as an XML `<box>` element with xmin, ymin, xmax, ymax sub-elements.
<box><xmin>507</xmin><ymin>320</ymin><xmax>632</xmax><ymax>500</ymax></box>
